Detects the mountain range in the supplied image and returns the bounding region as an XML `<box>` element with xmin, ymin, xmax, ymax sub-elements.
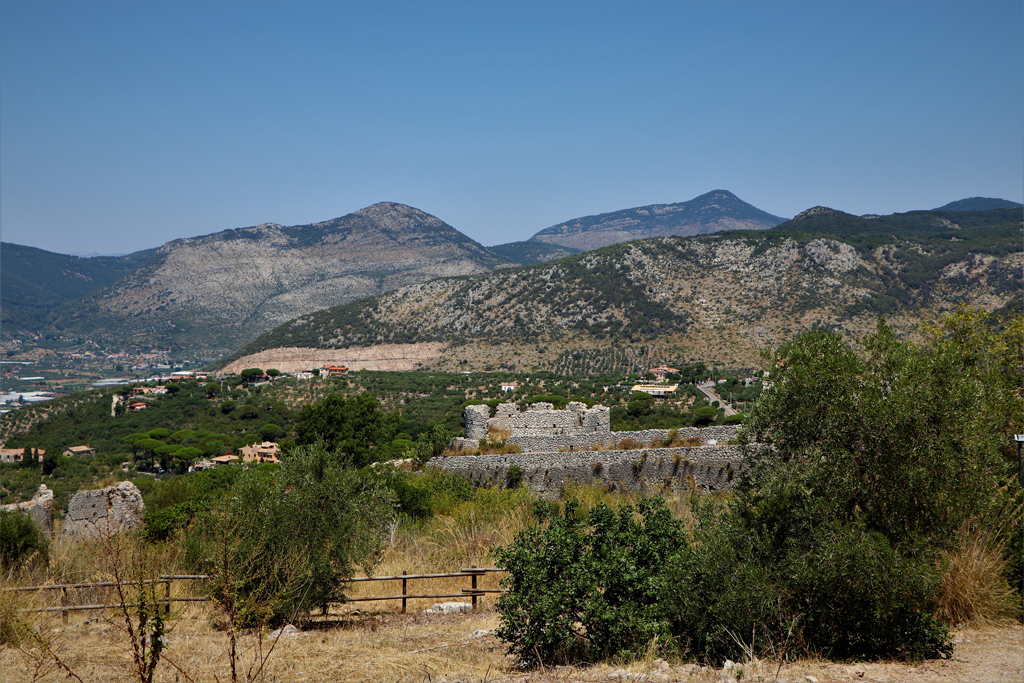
<box><xmin>216</xmin><ymin>207</ymin><xmax>1022</xmax><ymax>373</ymax></box>
<box><xmin>2</xmin><ymin>203</ymin><xmax>506</xmax><ymax>358</ymax></box>
<box><xmin>2</xmin><ymin>194</ymin><xmax>1020</xmax><ymax>363</ymax></box>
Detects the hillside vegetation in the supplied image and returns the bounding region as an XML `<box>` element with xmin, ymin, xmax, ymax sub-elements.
<box><xmin>0</xmin><ymin>244</ymin><xmax>158</xmax><ymax>333</ymax></box>
<box><xmin>220</xmin><ymin>208</ymin><xmax>1022</xmax><ymax>371</ymax></box>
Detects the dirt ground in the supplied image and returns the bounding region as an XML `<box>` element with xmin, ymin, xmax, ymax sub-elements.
<box><xmin>2</xmin><ymin>603</ymin><xmax>1022</xmax><ymax>683</ymax></box>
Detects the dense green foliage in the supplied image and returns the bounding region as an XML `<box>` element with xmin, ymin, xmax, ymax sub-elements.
<box><xmin>293</xmin><ymin>392</ymin><xmax>398</xmax><ymax>467</ymax></box>
<box><xmin>494</xmin><ymin>498</ymin><xmax>685</xmax><ymax>666</ymax></box>
<box><xmin>0</xmin><ymin>510</ymin><xmax>50</xmax><ymax>571</ymax></box>
<box><xmin>495</xmin><ymin>311</ymin><xmax>1022</xmax><ymax>667</ymax></box>
<box><xmin>186</xmin><ymin>444</ymin><xmax>396</xmax><ymax>620</ymax></box>
<box><xmin>667</xmin><ymin>499</ymin><xmax>951</xmax><ymax>662</ymax></box>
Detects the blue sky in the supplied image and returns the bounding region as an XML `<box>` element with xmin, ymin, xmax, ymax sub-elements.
<box><xmin>2</xmin><ymin>1</ymin><xmax>1021</xmax><ymax>255</ymax></box>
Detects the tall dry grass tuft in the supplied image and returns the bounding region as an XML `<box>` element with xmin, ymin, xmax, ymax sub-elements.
<box><xmin>487</xmin><ymin>425</ymin><xmax>511</xmax><ymax>443</ymax></box>
<box><xmin>937</xmin><ymin>501</ymin><xmax>1021</xmax><ymax>627</ymax></box>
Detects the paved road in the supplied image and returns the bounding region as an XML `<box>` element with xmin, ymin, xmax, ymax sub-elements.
<box><xmin>697</xmin><ymin>382</ymin><xmax>738</xmax><ymax>416</ymax></box>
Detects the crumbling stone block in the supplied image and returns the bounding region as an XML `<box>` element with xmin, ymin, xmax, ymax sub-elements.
<box><xmin>62</xmin><ymin>481</ymin><xmax>145</xmax><ymax>541</ymax></box>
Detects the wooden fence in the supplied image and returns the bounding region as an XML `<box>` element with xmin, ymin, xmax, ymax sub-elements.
<box><xmin>3</xmin><ymin>567</ymin><xmax>506</xmax><ymax>623</ymax></box>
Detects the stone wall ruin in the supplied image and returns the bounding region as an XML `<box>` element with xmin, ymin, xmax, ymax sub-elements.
<box><xmin>1</xmin><ymin>484</ymin><xmax>55</xmax><ymax>535</ymax></box>
<box><xmin>457</xmin><ymin>401</ymin><xmax>738</xmax><ymax>453</ymax></box>
<box><xmin>62</xmin><ymin>481</ymin><xmax>145</xmax><ymax>541</ymax></box>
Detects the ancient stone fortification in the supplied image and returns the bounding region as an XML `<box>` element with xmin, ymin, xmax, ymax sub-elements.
<box><xmin>464</xmin><ymin>401</ymin><xmax>610</xmax><ymax>440</ymax></box>
<box><xmin>2</xmin><ymin>484</ymin><xmax>55</xmax><ymax>534</ymax></box>
<box><xmin>429</xmin><ymin>445</ymin><xmax>752</xmax><ymax>498</ymax></box>
<box><xmin>62</xmin><ymin>482</ymin><xmax>145</xmax><ymax>541</ymax></box>
<box><xmin>457</xmin><ymin>401</ymin><xmax>738</xmax><ymax>453</ymax></box>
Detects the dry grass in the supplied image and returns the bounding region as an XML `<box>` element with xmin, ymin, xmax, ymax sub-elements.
<box><xmin>4</xmin><ymin>486</ymin><xmax>1021</xmax><ymax>682</ymax></box>
<box><xmin>937</xmin><ymin>502</ymin><xmax>1022</xmax><ymax>627</ymax></box>
<box><xmin>3</xmin><ymin>604</ymin><xmax>1022</xmax><ymax>682</ymax></box>
<box><xmin>487</xmin><ymin>425</ymin><xmax>511</xmax><ymax>443</ymax></box>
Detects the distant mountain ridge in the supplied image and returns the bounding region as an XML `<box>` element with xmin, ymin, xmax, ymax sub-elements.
<box><xmin>933</xmin><ymin>197</ymin><xmax>1023</xmax><ymax>212</ymax></box>
<box><xmin>3</xmin><ymin>203</ymin><xmax>509</xmax><ymax>358</ymax></box>
<box><xmin>0</xmin><ymin>244</ymin><xmax>159</xmax><ymax>334</ymax></box>
<box><xmin>486</xmin><ymin>241</ymin><xmax>581</xmax><ymax>265</ymax></box>
<box><xmin>527</xmin><ymin>190</ymin><xmax>787</xmax><ymax>251</ymax></box>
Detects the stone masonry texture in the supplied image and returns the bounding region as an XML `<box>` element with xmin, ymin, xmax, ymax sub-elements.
<box><xmin>62</xmin><ymin>481</ymin><xmax>145</xmax><ymax>541</ymax></box>
<box><xmin>2</xmin><ymin>484</ymin><xmax>55</xmax><ymax>535</ymax></box>
<box><xmin>457</xmin><ymin>401</ymin><xmax>738</xmax><ymax>453</ymax></box>
<box><xmin>428</xmin><ymin>445</ymin><xmax>753</xmax><ymax>498</ymax></box>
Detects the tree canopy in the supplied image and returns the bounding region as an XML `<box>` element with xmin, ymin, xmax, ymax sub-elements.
<box><xmin>292</xmin><ymin>393</ymin><xmax>398</xmax><ymax>467</ymax></box>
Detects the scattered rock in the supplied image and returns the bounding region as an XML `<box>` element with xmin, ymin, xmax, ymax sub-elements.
<box><xmin>723</xmin><ymin>659</ymin><xmax>736</xmax><ymax>670</ymax></box>
<box><xmin>471</xmin><ymin>629</ymin><xmax>490</xmax><ymax>638</ymax></box>
<box><xmin>422</xmin><ymin>601</ymin><xmax>472</xmax><ymax>615</ymax></box>
<box><xmin>266</xmin><ymin>624</ymin><xmax>301</xmax><ymax>639</ymax></box>
<box><xmin>805</xmin><ymin>676</ymin><xmax>819</xmax><ymax>683</ymax></box>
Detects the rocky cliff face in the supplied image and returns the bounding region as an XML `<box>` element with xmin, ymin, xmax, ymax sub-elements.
<box><xmin>62</xmin><ymin>203</ymin><xmax>506</xmax><ymax>357</ymax></box>
<box><xmin>528</xmin><ymin>190</ymin><xmax>786</xmax><ymax>251</ymax></box>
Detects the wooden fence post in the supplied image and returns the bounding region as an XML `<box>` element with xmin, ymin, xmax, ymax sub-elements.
<box><xmin>61</xmin><ymin>587</ymin><xmax>68</xmax><ymax>626</ymax></box>
<box><xmin>401</xmin><ymin>571</ymin><xmax>407</xmax><ymax>615</ymax></box>
<box><xmin>163</xmin><ymin>577</ymin><xmax>171</xmax><ymax>616</ymax></box>
<box><xmin>470</xmin><ymin>566</ymin><xmax>477</xmax><ymax>612</ymax></box>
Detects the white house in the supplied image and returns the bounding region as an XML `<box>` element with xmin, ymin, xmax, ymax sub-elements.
<box><xmin>631</xmin><ymin>384</ymin><xmax>678</xmax><ymax>398</ymax></box>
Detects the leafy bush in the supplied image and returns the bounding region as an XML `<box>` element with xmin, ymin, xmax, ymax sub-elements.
<box><xmin>505</xmin><ymin>464</ymin><xmax>524</xmax><ymax>489</ymax></box>
<box><xmin>664</xmin><ymin>470</ymin><xmax>952</xmax><ymax>664</ymax></box>
<box><xmin>691</xmin><ymin>406</ymin><xmax>717</xmax><ymax>426</ymax></box>
<box><xmin>293</xmin><ymin>393</ymin><xmax>398</xmax><ymax>466</ymax></box>
<box><xmin>493</xmin><ymin>497</ymin><xmax>685</xmax><ymax>667</ymax></box>
<box><xmin>187</xmin><ymin>444</ymin><xmax>396</xmax><ymax>620</ymax></box>
<box><xmin>0</xmin><ymin>511</ymin><xmax>49</xmax><ymax>571</ymax></box>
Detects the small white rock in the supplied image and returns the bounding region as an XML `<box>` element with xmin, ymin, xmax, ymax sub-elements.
<box><xmin>805</xmin><ymin>676</ymin><xmax>819</xmax><ymax>683</ymax></box>
<box><xmin>430</xmin><ymin>601</ymin><xmax>473</xmax><ymax>614</ymax></box>
<box><xmin>471</xmin><ymin>629</ymin><xmax>490</xmax><ymax>638</ymax></box>
<box><xmin>266</xmin><ymin>624</ymin><xmax>300</xmax><ymax>639</ymax></box>
<box><xmin>723</xmin><ymin>659</ymin><xmax>736</xmax><ymax>670</ymax></box>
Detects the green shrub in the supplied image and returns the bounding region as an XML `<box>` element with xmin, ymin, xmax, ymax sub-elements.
<box><xmin>493</xmin><ymin>497</ymin><xmax>684</xmax><ymax>667</ymax></box>
<box><xmin>505</xmin><ymin>464</ymin><xmax>524</xmax><ymax>489</ymax></box>
<box><xmin>187</xmin><ymin>444</ymin><xmax>396</xmax><ymax>620</ymax></box>
<box><xmin>664</xmin><ymin>473</ymin><xmax>952</xmax><ymax>663</ymax></box>
<box><xmin>692</xmin><ymin>406</ymin><xmax>717</xmax><ymax>426</ymax></box>
<box><xmin>0</xmin><ymin>511</ymin><xmax>49</xmax><ymax>571</ymax></box>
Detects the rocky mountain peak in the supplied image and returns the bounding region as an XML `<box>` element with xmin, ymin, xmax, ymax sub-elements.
<box><xmin>527</xmin><ymin>190</ymin><xmax>786</xmax><ymax>251</ymax></box>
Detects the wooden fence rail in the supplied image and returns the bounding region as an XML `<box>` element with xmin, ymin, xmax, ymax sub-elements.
<box><xmin>3</xmin><ymin>568</ymin><xmax>507</xmax><ymax>622</ymax></box>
